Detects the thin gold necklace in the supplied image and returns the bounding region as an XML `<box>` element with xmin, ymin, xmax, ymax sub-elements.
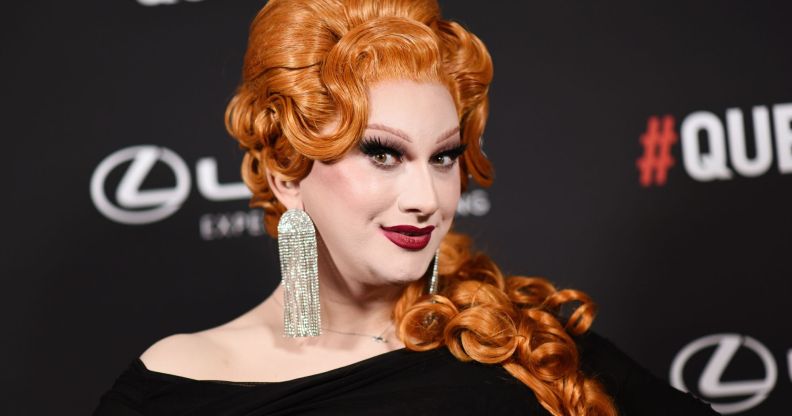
<box><xmin>321</xmin><ymin>322</ymin><xmax>393</xmax><ymax>343</ymax></box>
<box><xmin>272</xmin><ymin>295</ymin><xmax>393</xmax><ymax>343</ymax></box>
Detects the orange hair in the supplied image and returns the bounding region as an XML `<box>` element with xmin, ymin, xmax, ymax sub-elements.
<box><xmin>225</xmin><ymin>1</ymin><xmax>616</xmax><ymax>415</ymax></box>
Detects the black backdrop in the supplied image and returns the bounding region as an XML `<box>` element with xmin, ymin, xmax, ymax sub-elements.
<box><xmin>5</xmin><ymin>1</ymin><xmax>791</xmax><ymax>414</ymax></box>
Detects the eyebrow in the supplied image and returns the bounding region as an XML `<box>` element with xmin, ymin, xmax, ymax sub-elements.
<box><xmin>366</xmin><ymin>123</ymin><xmax>460</xmax><ymax>144</ymax></box>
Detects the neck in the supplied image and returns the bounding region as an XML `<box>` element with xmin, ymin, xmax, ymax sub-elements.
<box><xmin>269</xmin><ymin>283</ymin><xmax>398</xmax><ymax>336</ymax></box>
<box><xmin>265</xmin><ymin>237</ymin><xmax>406</xmax><ymax>345</ymax></box>
<box><xmin>313</xmin><ymin>235</ymin><xmax>405</xmax><ymax>335</ymax></box>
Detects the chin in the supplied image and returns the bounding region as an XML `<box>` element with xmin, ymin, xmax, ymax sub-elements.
<box><xmin>377</xmin><ymin>257</ymin><xmax>434</xmax><ymax>285</ymax></box>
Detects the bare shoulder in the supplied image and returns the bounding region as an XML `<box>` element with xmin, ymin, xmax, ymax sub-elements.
<box><xmin>139</xmin><ymin>331</ymin><xmax>228</xmax><ymax>379</ymax></box>
<box><xmin>139</xmin><ymin>306</ymin><xmax>278</xmax><ymax>380</ymax></box>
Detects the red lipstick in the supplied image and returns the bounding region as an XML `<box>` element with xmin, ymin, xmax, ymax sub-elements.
<box><xmin>380</xmin><ymin>225</ymin><xmax>435</xmax><ymax>250</ymax></box>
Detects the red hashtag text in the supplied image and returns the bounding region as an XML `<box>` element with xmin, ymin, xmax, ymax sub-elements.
<box><xmin>636</xmin><ymin>115</ymin><xmax>678</xmax><ymax>187</ymax></box>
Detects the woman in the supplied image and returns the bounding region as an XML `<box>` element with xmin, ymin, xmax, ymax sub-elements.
<box><xmin>95</xmin><ymin>0</ymin><xmax>718</xmax><ymax>415</ymax></box>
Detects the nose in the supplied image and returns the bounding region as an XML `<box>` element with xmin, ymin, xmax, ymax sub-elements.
<box><xmin>397</xmin><ymin>164</ymin><xmax>439</xmax><ymax>217</ymax></box>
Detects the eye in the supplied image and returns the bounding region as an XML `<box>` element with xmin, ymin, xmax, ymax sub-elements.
<box><xmin>359</xmin><ymin>137</ymin><xmax>404</xmax><ymax>168</ymax></box>
<box><xmin>430</xmin><ymin>143</ymin><xmax>467</xmax><ymax>169</ymax></box>
<box><xmin>431</xmin><ymin>154</ymin><xmax>454</xmax><ymax>167</ymax></box>
<box><xmin>371</xmin><ymin>152</ymin><xmax>399</xmax><ymax>166</ymax></box>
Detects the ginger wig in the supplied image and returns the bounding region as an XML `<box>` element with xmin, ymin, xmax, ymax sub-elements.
<box><xmin>225</xmin><ymin>1</ymin><xmax>616</xmax><ymax>415</ymax></box>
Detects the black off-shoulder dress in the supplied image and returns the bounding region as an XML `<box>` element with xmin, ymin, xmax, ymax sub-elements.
<box><xmin>93</xmin><ymin>332</ymin><xmax>719</xmax><ymax>415</ymax></box>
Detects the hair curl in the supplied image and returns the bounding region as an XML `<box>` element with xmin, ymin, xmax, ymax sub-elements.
<box><xmin>225</xmin><ymin>1</ymin><xmax>616</xmax><ymax>415</ymax></box>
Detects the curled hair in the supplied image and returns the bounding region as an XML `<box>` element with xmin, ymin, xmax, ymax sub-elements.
<box><xmin>226</xmin><ymin>1</ymin><xmax>615</xmax><ymax>414</ymax></box>
<box><xmin>394</xmin><ymin>233</ymin><xmax>615</xmax><ymax>415</ymax></box>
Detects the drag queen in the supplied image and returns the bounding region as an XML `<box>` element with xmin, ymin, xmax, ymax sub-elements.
<box><xmin>95</xmin><ymin>0</ymin><xmax>718</xmax><ymax>414</ymax></box>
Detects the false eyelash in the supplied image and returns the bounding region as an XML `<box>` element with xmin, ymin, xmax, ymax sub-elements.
<box><xmin>358</xmin><ymin>136</ymin><xmax>467</xmax><ymax>164</ymax></box>
<box><xmin>434</xmin><ymin>143</ymin><xmax>467</xmax><ymax>161</ymax></box>
<box><xmin>358</xmin><ymin>136</ymin><xmax>406</xmax><ymax>158</ymax></box>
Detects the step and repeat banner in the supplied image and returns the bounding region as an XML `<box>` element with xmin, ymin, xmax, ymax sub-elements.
<box><xmin>6</xmin><ymin>0</ymin><xmax>790</xmax><ymax>414</ymax></box>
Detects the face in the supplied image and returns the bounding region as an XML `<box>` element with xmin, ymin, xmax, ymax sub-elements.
<box><xmin>298</xmin><ymin>80</ymin><xmax>462</xmax><ymax>287</ymax></box>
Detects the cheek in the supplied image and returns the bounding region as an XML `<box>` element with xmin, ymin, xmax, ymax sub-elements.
<box><xmin>302</xmin><ymin>159</ymin><xmax>395</xmax><ymax>223</ymax></box>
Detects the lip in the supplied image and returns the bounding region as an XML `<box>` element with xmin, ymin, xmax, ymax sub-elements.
<box><xmin>380</xmin><ymin>225</ymin><xmax>435</xmax><ymax>250</ymax></box>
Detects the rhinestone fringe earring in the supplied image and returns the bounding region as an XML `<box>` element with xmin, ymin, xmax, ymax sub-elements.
<box><xmin>428</xmin><ymin>249</ymin><xmax>439</xmax><ymax>295</ymax></box>
<box><xmin>277</xmin><ymin>209</ymin><xmax>321</xmax><ymax>337</ymax></box>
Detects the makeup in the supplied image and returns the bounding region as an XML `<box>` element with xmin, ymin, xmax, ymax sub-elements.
<box><xmin>380</xmin><ymin>225</ymin><xmax>435</xmax><ymax>250</ymax></box>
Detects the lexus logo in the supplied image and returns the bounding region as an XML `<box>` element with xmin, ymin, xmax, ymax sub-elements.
<box><xmin>670</xmin><ymin>333</ymin><xmax>777</xmax><ymax>414</ymax></box>
<box><xmin>90</xmin><ymin>145</ymin><xmax>192</xmax><ymax>224</ymax></box>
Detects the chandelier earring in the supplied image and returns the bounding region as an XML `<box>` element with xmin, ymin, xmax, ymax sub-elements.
<box><xmin>428</xmin><ymin>249</ymin><xmax>439</xmax><ymax>295</ymax></box>
<box><xmin>277</xmin><ymin>208</ymin><xmax>321</xmax><ymax>337</ymax></box>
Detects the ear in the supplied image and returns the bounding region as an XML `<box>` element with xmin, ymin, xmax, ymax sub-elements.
<box><xmin>266</xmin><ymin>169</ymin><xmax>303</xmax><ymax>210</ymax></box>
